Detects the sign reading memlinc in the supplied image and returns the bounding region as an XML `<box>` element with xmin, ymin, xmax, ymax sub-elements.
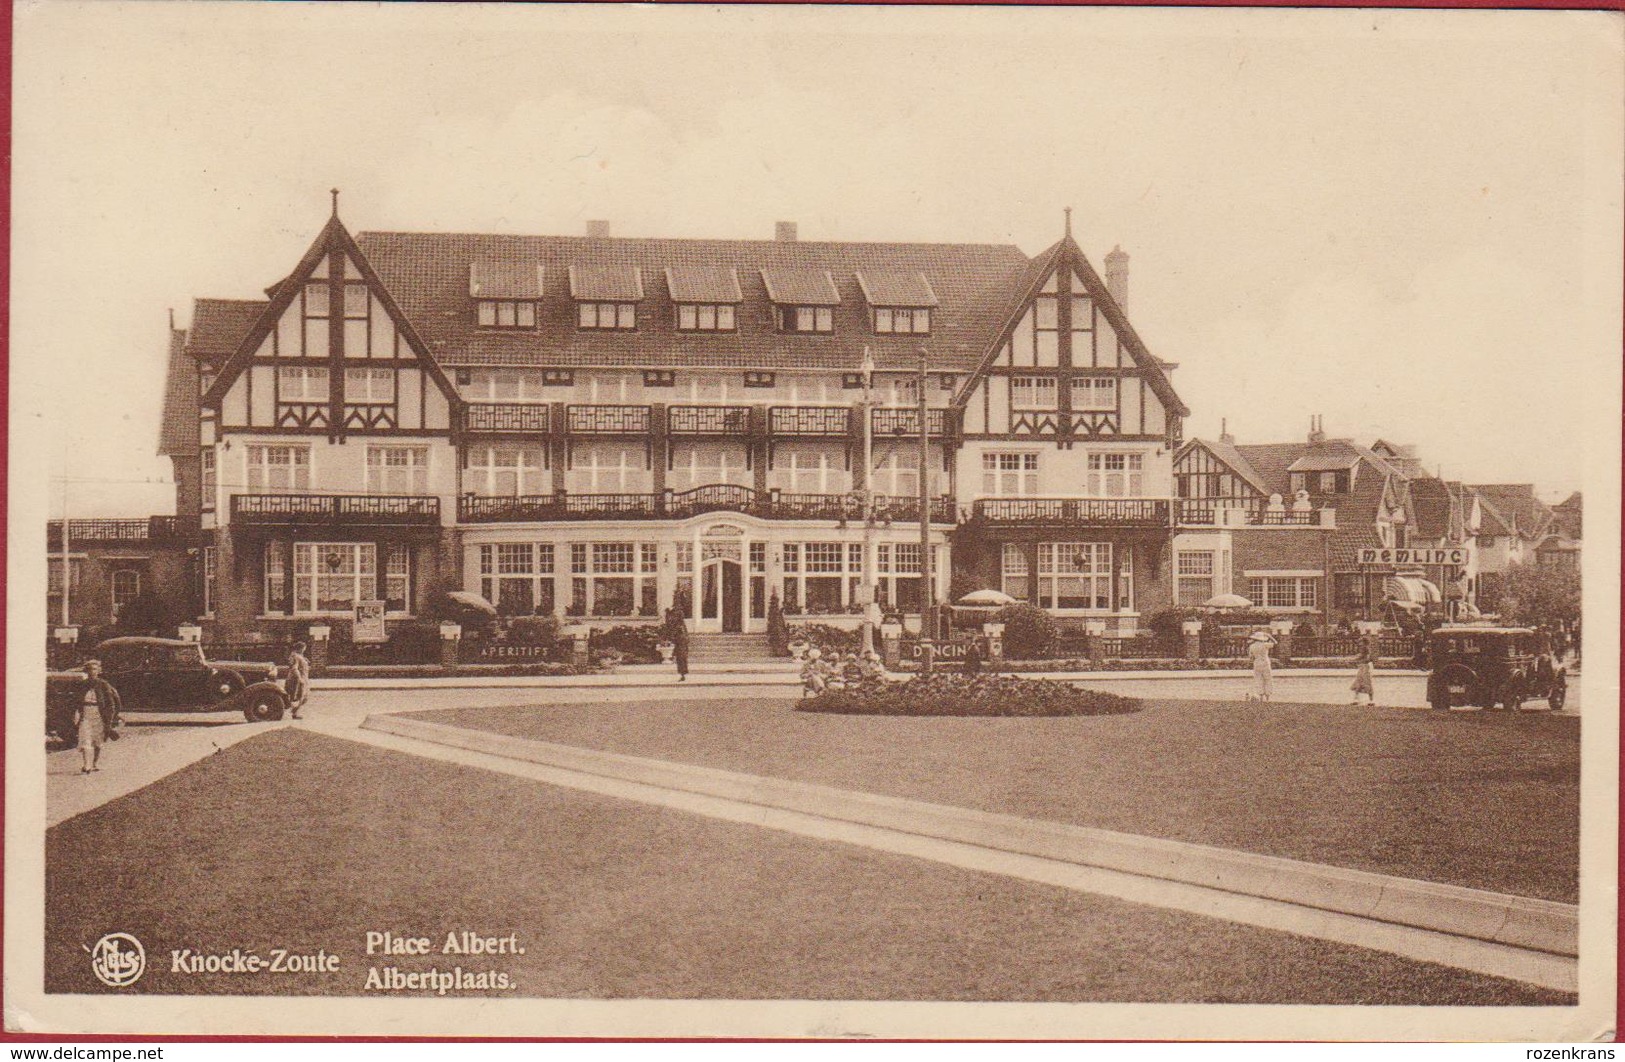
<box><xmin>1358</xmin><ymin>548</ymin><xmax>1470</xmax><ymax>567</ymax></box>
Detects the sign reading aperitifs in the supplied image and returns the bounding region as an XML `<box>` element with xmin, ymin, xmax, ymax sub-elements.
<box><xmin>1357</xmin><ymin>547</ymin><xmax>1470</xmax><ymax>567</ymax></box>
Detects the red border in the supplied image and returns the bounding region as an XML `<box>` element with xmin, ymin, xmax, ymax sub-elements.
<box><xmin>0</xmin><ymin>0</ymin><xmax>1619</xmax><ymax>1045</ymax></box>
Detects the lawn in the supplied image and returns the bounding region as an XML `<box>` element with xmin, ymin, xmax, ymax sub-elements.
<box><xmin>415</xmin><ymin>696</ymin><xmax>1580</xmax><ymax>902</ymax></box>
<box><xmin>45</xmin><ymin>728</ymin><xmax>1569</xmax><ymax>1004</ymax></box>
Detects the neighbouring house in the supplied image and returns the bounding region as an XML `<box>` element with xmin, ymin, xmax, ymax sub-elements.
<box><xmin>1534</xmin><ymin>490</ymin><xmax>1581</xmax><ymax>573</ymax></box>
<box><xmin>1468</xmin><ymin>483</ymin><xmax>1556</xmax><ymax>610</ymax></box>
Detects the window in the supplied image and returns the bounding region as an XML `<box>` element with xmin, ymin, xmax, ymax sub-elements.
<box><xmin>278</xmin><ymin>366</ymin><xmax>330</xmax><ymax>401</ymax></box>
<box><xmin>1072</xmin><ymin>377</ymin><xmax>1117</xmax><ymax>411</ymax></box>
<box><xmin>1176</xmin><ymin>551</ymin><xmax>1216</xmax><ymax>606</ymax></box>
<box><xmin>1292</xmin><ymin>470</ymin><xmax>1349</xmax><ymax>495</ymax></box>
<box><xmin>346</xmin><ymin>368</ymin><xmax>394</xmax><ymax>403</ymax></box>
<box><xmin>982</xmin><ymin>452</ymin><xmax>1038</xmax><ymax>496</ymax></box>
<box><xmin>343</xmin><ymin>283</ymin><xmax>369</xmax><ymax>319</ymax></box>
<box><xmin>770</xmin><ymin>444</ymin><xmax>848</xmax><ymax>493</ymax></box>
<box><xmin>384</xmin><ymin>545</ymin><xmax>412</xmax><ymax>612</ymax></box>
<box><xmin>1248</xmin><ymin>576</ymin><xmax>1319</xmax><ymax>610</ymax></box>
<box><xmin>779</xmin><ymin>306</ymin><xmax>833</xmax><ymax>333</ymax></box>
<box><xmin>876</xmin><ymin>542</ymin><xmax>928</xmax><ymax>611</ymax></box>
<box><xmin>543</xmin><ymin>369</ymin><xmax>574</xmax><ymax>386</ymax></box>
<box><xmin>578</xmin><ymin>302</ymin><xmax>636</xmax><ymax>330</ymax></box>
<box><xmin>47</xmin><ymin>558</ymin><xmax>83</xmax><ymax>596</ymax></box>
<box><xmin>294</xmin><ymin>543</ymin><xmax>376</xmax><ymax>614</ymax></box>
<box><xmin>669</xmin><ymin>442</ymin><xmax>750</xmax><ymax>489</ymax></box>
<box><xmin>874</xmin><ymin>307</ymin><xmax>930</xmax><ymax>334</ymax></box>
<box><xmin>1011</xmin><ymin>376</ymin><xmax>1058</xmax><ymax>410</ymax></box>
<box><xmin>1000</xmin><ymin>544</ymin><xmax>1030</xmax><ymax>602</ymax></box>
<box><xmin>367</xmin><ymin>446</ymin><xmax>429</xmax><ymax>494</ymax></box>
<box><xmin>466</xmin><ymin>370</ymin><xmax>547</xmax><ymax>402</ymax></box>
<box><xmin>568</xmin><ymin>442</ymin><xmax>647</xmax><ymax>492</ymax></box>
<box><xmin>676</xmin><ymin>304</ymin><xmax>736</xmax><ymax>331</ymax></box>
<box><xmin>1086</xmin><ymin>452</ymin><xmax>1144</xmax><ymax>497</ymax></box>
<box><xmin>201</xmin><ymin>448</ymin><xmax>216</xmax><ymax>512</ymax></box>
<box><xmin>871</xmin><ymin>445</ymin><xmax>944</xmax><ymax>498</ymax></box>
<box><xmin>1033</xmin><ymin>293</ymin><xmax>1059</xmax><ymax>366</ymax></box>
<box><xmin>1036</xmin><ymin>542</ymin><xmax>1113</xmax><ymax>610</ymax></box>
<box><xmin>780</xmin><ymin>542</ymin><xmax>877</xmax><ymax>615</ymax></box>
<box><xmin>881</xmin><ymin>376</ymin><xmax>920</xmax><ymax>409</ymax></box>
<box><xmin>106</xmin><ymin>569</ymin><xmax>141</xmax><ymax>621</ymax></box>
<box><xmin>642</xmin><ymin>370</ymin><xmax>675</xmax><ymax>387</ymax></box>
<box><xmin>246</xmin><ymin>445</ymin><xmax>311</xmax><ymax>492</ymax></box>
<box><xmin>744</xmin><ymin>371</ymin><xmax>776</xmax><ymax>388</ymax></box>
<box><xmin>568</xmin><ymin>542</ymin><xmax>658</xmax><ymax>617</ymax></box>
<box><xmin>202</xmin><ymin>546</ymin><xmax>216</xmax><ymax>617</ymax></box>
<box><xmin>582</xmin><ymin>373</ymin><xmax>631</xmax><ymax>403</ymax></box>
<box><xmin>304</xmin><ymin>283</ymin><xmax>329</xmax><ymax>318</ymax></box>
<box><xmin>480</xmin><ymin>543</ymin><xmax>556</xmax><ymax>616</ymax></box>
<box><xmin>1118</xmin><ymin>547</ymin><xmax>1135</xmax><ymax>611</ymax></box>
<box><xmin>265</xmin><ymin>541</ymin><xmax>290</xmax><ymax>614</ymax></box>
<box><xmin>476</xmin><ymin>300</ymin><xmax>537</xmax><ymax>329</ymax></box>
<box><xmin>465</xmin><ymin>446</ymin><xmax>548</xmax><ymax>496</ymax></box>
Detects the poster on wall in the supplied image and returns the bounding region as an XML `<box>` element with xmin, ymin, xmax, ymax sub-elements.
<box><xmin>353</xmin><ymin>600</ymin><xmax>387</xmax><ymax>643</ymax></box>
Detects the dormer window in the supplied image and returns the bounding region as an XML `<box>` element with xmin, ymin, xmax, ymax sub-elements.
<box><xmin>477</xmin><ymin>300</ymin><xmax>537</xmax><ymax>329</ymax></box>
<box><xmin>569</xmin><ymin>265</ymin><xmax>643</xmax><ymax>332</ymax></box>
<box><xmin>470</xmin><ymin>260</ymin><xmax>543</xmax><ymax>329</ymax></box>
<box><xmin>1290</xmin><ymin>470</ymin><xmax>1350</xmax><ymax>494</ymax></box>
<box><xmin>874</xmin><ymin>308</ymin><xmax>930</xmax><ymax>334</ymax></box>
<box><xmin>677</xmin><ymin>304</ymin><xmax>736</xmax><ymax>332</ymax></box>
<box><xmin>779</xmin><ymin>306</ymin><xmax>833</xmax><ymax>333</ymax></box>
<box><xmin>579</xmin><ymin>303</ymin><xmax>637</xmax><ymax>330</ymax></box>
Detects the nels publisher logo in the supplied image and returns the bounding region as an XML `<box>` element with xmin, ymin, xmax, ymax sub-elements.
<box><xmin>88</xmin><ymin>933</ymin><xmax>146</xmax><ymax>987</ymax></box>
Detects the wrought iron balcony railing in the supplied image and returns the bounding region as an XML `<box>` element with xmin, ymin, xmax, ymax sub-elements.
<box><xmin>566</xmin><ymin>404</ymin><xmax>651</xmax><ymax>434</ymax></box>
<box><xmin>971</xmin><ymin>497</ymin><xmax>1171</xmax><ymax>527</ymax></box>
<box><xmin>668</xmin><ymin>405</ymin><xmax>752</xmax><ymax>435</ymax></box>
<box><xmin>48</xmin><ymin>516</ymin><xmax>200</xmax><ymax>543</ymax></box>
<box><xmin>457</xmin><ymin>488</ymin><xmax>958</xmax><ymax>524</ymax></box>
<box><xmin>1176</xmin><ymin>499</ymin><xmax>1333</xmax><ymax>528</ymax></box>
<box><xmin>231</xmin><ymin>494</ymin><xmax>440</xmax><ymax>525</ymax></box>
<box><xmin>768</xmin><ymin>406</ymin><xmax>851</xmax><ymax>436</ymax></box>
<box><xmin>463</xmin><ymin>403</ymin><xmax>551</xmax><ymax>434</ymax></box>
<box><xmin>870</xmin><ymin>407</ymin><xmax>954</xmax><ymax>436</ymax></box>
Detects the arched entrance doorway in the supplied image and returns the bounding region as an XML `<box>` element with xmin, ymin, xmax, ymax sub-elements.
<box><xmin>692</xmin><ymin>523</ymin><xmax>750</xmax><ymax>633</ymax></box>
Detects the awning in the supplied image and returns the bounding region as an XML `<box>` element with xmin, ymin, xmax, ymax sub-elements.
<box><xmin>1384</xmin><ymin>576</ymin><xmax>1442</xmax><ymax>605</ymax></box>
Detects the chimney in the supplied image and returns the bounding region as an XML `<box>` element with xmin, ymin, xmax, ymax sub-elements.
<box><xmin>775</xmin><ymin>221</ymin><xmax>798</xmax><ymax>243</ymax></box>
<box><xmin>585</xmin><ymin>219</ymin><xmax>611</xmax><ymax>239</ymax></box>
<box><xmin>1219</xmin><ymin>418</ymin><xmax>1234</xmax><ymax>445</ymax></box>
<box><xmin>1104</xmin><ymin>244</ymin><xmax>1129</xmax><ymax>309</ymax></box>
<box><xmin>1308</xmin><ymin>415</ymin><xmax>1326</xmax><ymax>444</ymax></box>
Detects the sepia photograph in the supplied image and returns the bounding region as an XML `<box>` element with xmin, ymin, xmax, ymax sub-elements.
<box><xmin>4</xmin><ymin>0</ymin><xmax>1620</xmax><ymax>1042</ymax></box>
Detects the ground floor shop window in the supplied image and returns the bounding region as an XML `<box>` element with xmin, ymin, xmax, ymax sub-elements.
<box><xmin>568</xmin><ymin>542</ymin><xmax>658</xmax><ymax>617</ymax></box>
<box><xmin>781</xmin><ymin>542</ymin><xmax>862</xmax><ymax>614</ymax></box>
<box><xmin>480</xmin><ymin>543</ymin><xmax>556</xmax><ymax>615</ymax></box>
<box><xmin>1037</xmin><ymin>542</ymin><xmax>1113</xmax><ymax>610</ymax></box>
<box><xmin>1249</xmin><ymin>576</ymin><xmax>1319</xmax><ymax>610</ymax></box>
<box><xmin>265</xmin><ymin>541</ymin><xmax>412</xmax><ymax>615</ymax></box>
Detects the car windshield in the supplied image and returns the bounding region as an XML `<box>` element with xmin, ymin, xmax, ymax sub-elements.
<box><xmin>168</xmin><ymin>645</ymin><xmax>205</xmax><ymax>666</ymax></box>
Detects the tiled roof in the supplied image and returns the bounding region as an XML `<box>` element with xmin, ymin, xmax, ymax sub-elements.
<box><xmin>1473</xmin><ymin>491</ymin><xmax>1515</xmax><ymax>537</ymax></box>
<box><xmin>568</xmin><ymin>264</ymin><xmax>643</xmax><ymax>302</ymax></box>
<box><xmin>1407</xmin><ymin>477</ymin><xmax>1455</xmax><ymax>540</ymax></box>
<box><xmin>470</xmin><ymin>260</ymin><xmax>543</xmax><ymax>298</ymax></box>
<box><xmin>1184</xmin><ymin>438</ymin><xmax>1270</xmax><ymax>496</ymax></box>
<box><xmin>1469</xmin><ymin>484</ymin><xmax>1553</xmax><ymax>539</ymax></box>
<box><xmin>156</xmin><ymin>327</ymin><xmax>197</xmax><ymax>457</ymax></box>
<box><xmin>353</xmin><ymin>231</ymin><xmax>1032</xmax><ymax>372</ymax></box>
<box><xmin>1231</xmin><ymin>438</ymin><xmax>1400</xmax><ymax>571</ymax></box>
<box><xmin>186</xmin><ymin>298</ymin><xmax>265</xmax><ymax>366</ymax></box>
<box><xmin>1551</xmin><ymin>492</ymin><xmax>1582</xmax><ymax>539</ymax></box>
<box><xmin>665</xmin><ymin>266</ymin><xmax>743</xmax><ymax>304</ymax></box>
<box><xmin>760</xmin><ymin>267</ymin><xmax>840</xmax><ymax>306</ymax></box>
<box><xmin>1287</xmin><ymin>443</ymin><xmax>1364</xmax><ymax>473</ymax></box>
<box><xmin>856</xmin><ymin>270</ymin><xmax>938</xmax><ymax>307</ymax></box>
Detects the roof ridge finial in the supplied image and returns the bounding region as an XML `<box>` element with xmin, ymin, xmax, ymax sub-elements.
<box><xmin>330</xmin><ymin>188</ymin><xmax>340</xmax><ymax>217</ymax></box>
<box><xmin>1063</xmin><ymin>206</ymin><xmax>1073</xmax><ymax>237</ymax></box>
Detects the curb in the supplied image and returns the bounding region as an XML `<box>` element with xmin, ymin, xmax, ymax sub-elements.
<box><xmin>311</xmin><ymin>669</ymin><xmax>1427</xmax><ymax>690</ymax></box>
<box><xmin>362</xmin><ymin>713</ymin><xmax>1576</xmax><ymax>959</ymax></box>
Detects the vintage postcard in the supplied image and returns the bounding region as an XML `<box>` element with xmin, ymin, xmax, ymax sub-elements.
<box><xmin>5</xmin><ymin>1</ymin><xmax>1620</xmax><ymax>1042</ymax></box>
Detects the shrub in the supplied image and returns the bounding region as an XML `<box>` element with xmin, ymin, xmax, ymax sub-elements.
<box><xmin>991</xmin><ymin>603</ymin><xmax>1058</xmax><ymax>660</ymax></box>
<box><xmin>506</xmin><ymin>614</ymin><xmax>562</xmax><ymax>646</ymax></box>
<box><xmin>788</xmin><ymin>623</ymin><xmax>860</xmax><ymax>656</ymax></box>
<box><xmin>590</xmin><ymin>624</ymin><xmax>663</xmax><ymax>664</ymax></box>
<box><xmin>799</xmin><ymin>672</ymin><xmax>1139</xmax><ymax>717</ymax></box>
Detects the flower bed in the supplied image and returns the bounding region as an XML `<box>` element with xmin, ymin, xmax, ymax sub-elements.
<box><xmin>798</xmin><ymin>673</ymin><xmax>1140</xmax><ymax>717</ymax></box>
<box><xmin>897</xmin><ymin>657</ymin><xmax>1421</xmax><ymax>673</ymax></box>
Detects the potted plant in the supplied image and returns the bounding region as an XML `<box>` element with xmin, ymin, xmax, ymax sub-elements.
<box><xmin>656</xmin><ymin>639</ymin><xmax>676</xmax><ymax>663</ymax></box>
<box><xmin>787</xmin><ymin>635</ymin><xmax>811</xmax><ymax>660</ymax></box>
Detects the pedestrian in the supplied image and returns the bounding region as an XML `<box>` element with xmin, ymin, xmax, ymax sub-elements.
<box><xmin>1247</xmin><ymin>629</ymin><xmax>1276</xmax><ymax>702</ymax></box>
<box><xmin>74</xmin><ymin>659</ymin><xmax>121</xmax><ymax>774</ymax></box>
<box><xmin>1350</xmin><ymin>636</ymin><xmax>1378</xmax><ymax>706</ymax></box>
<box><xmin>284</xmin><ymin>642</ymin><xmax>311</xmax><ymax>719</ymax></box>
<box><xmin>800</xmin><ymin>647</ymin><xmax>828</xmax><ymax>697</ymax></box>
<box><xmin>962</xmin><ymin>638</ymin><xmax>984</xmax><ymax>675</ymax></box>
<box><xmin>663</xmin><ymin>606</ymin><xmax>690</xmax><ymax>682</ymax></box>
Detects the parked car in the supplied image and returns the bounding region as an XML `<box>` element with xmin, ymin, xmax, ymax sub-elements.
<box><xmin>48</xmin><ymin>637</ymin><xmax>289</xmax><ymax>744</ymax></box>
<box><xmin>1425</xmin><ymin>625</ymin><xmax>1566</xmax><ymax>712</ymax></box>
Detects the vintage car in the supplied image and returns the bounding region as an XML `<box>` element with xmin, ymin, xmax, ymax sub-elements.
<box><xmin>48</xmin><ymin>637</ymin><xmax>289</xmax><ymax>744</ymax></box>
<box><xmin>1425</xmin><ymin>625</ymin><xmax>1566</xmax><ymax>712</ymax></box>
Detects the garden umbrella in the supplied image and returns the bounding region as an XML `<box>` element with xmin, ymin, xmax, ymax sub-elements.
<box><xmin>445</xmin><ymin>590</ymin><xmax>498</xmax><ymax>615</ymax></box>
<box><xmin>1202</xmin><ymin>593</ymin><xmax>1254</xmax><ymax>610</ymax></box>
<box><xmin>958</xmin><ymin>589</ymin><xmax>1017</xmax><ymax>606</ymax></box>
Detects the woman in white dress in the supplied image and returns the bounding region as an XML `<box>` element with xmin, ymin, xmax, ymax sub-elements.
<box><xmin>1248</xmin><ymin>630</ymin><xmax>1277</xmax><ymax>702</ymax></box>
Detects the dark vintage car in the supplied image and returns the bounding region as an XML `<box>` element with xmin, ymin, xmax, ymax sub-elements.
<box><xmin>1425</xmin><ymin>625</ymin><xmax>1566</xmax><ymax>712</ymax></box>
<box><xmin>48</xmin><ymin>637</ymin><xmax>289</xmax><ymax>744</ymax></box>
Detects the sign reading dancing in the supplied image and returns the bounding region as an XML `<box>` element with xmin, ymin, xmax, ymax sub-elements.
<box><xmin>1357</xmin><ymin>547</ymin><xmax>1470</xmax><ymax>567</ymax></box>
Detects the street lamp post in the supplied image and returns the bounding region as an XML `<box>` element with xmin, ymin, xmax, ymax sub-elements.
<box><xmin>859</xmin><ymin>347</ymin><xmax>877</xmax><ymax>656</ymax></box>
<box><xmin>917</xmin><ymin>346</ymin><xmax>936</xmax><ymax>642</ymax></box>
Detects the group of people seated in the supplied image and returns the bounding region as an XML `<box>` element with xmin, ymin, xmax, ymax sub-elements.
<box><xmin>800</xmin><ymin>647</ymin><xmax>885</xmax><ymax>696</ymax></box>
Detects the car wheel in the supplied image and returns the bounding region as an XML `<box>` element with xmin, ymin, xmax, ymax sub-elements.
<box><xmin>1549</xmin><ymin>682</ymin><xmax>1567</xmax><ymax>711</ymax></box>
<box><xmin>243</xmin><ymin>690</ymin><xmax>287</xmax><ymax>723</ymax></box>
<box><xmin>1499</xmin><ymin>681</ymin><xmax>1524</xmax><ymax>711</ymax></box>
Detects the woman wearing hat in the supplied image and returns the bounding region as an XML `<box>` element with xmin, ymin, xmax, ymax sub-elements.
<box><xmin>1247</xmin><ymin>630</ymin><xmax>1277</xmax><ymax>702</ymax></box>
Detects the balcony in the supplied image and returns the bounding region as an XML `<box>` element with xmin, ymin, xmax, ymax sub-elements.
<box><xmin>48</xmin><ymin>516</ymin><xmax>200</xmax><ymax>544</ymax></box>
<box><xmin>668</xmin><ymin>405</ymin><xmax>752</xmax><ymax>435</ymax></box>
<box><xmin>457</xmin><ymin>488</ymin><xmax>957</xmax><ymax>524</ymax></box>
<box><xmin>769</xmin><ymin>405</ymin><xmax>851</xmax><ymax>436</ymax></box>
<box><xmin>566</xmin><ymin>404</ymin><xmax>651</xmax><ymax>434</ymax></box>
<box><xmin>463</xmin><ymin>403</ymin><xmax>550</xmax><ymax>434</ymax></box>
<box><xmin>870</xmin><ymin>407</ymin><xmax>956</xmax><ymax>437</ymax></box>
<box><xmin>970</xmin><ymin>497</ymin><xmax>1171</xmax><ymax>528</ymax></box>
<box><xmin>231</xmin><ymin>494</ymin><xmax>440</xmax><ymax>526</ymax></box>
<box><xmin>1176</xmin><ymin>500</ymin><xmax>1335</xmax><ymax>529</ymax></box>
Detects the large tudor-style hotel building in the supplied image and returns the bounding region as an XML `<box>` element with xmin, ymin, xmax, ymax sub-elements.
<box><xmin>154</xmin><ymin>202</ymin><xmax>1194</xmax><ymax>642</ymax></box>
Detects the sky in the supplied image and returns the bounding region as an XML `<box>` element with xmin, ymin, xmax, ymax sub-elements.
<box><xmin>11</xmin><ymin>2</ymin><xmax>1621</xmax><ymax>519</ymax></box>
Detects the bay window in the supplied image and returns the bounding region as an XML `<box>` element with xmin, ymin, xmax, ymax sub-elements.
<box><xmin>466</xmin><ymin>446</ymin><xmax>548</xmax><ymax>496</ymax></box>
<box><xmin>479</xmin><ymin>543</ymin><xmax>556</xmax><ymax>616</ymax></box>
<box><xmin>246</xmin><ymin>445</ymin><xmax>311</xmax><ymax>493</ymax></box>
<box><xmin>274</xmin><ymin>542</ymin><xmax>412</xmax><ymax>615</ymax></box>
<box><xmin>1176</xmin><ymin>551</ymin><xmax>1216</xmax><ymax>606</ymax></box>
